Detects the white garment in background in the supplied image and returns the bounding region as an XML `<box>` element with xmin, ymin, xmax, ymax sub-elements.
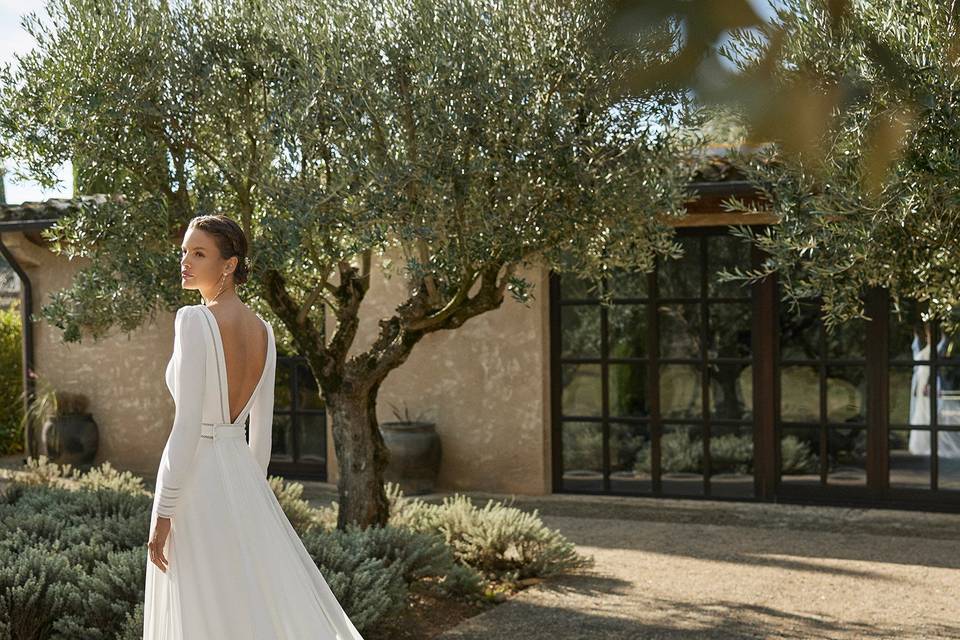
<box><xmin>143</xmin><ymin>304</ymin><xmax>364</xmax><ymax>639</ymax></box>
<box><xmin>908</xmin><ymin>334</ymin><xmax>960</xmax><ymax>459</ymax></box>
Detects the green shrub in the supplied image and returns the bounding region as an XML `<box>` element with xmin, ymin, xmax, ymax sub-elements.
<box><xmin>636</xmin><ymin>425</ymin><xmax>703</xmax><ymax>474</ymax></box>
<box><xmin>781</xmin><ymin>434</ymin><xmax>818</xmax><ymax>474</ymax></box>
<box><xmin>0</xmin><ymin>305</ymin><xmax>23</xmax><ymax>456</ymax></box>
<box><xmin>301</xmin><ymin>525</ymin><xmax>409</xmax><ymax>633</ymax></box>
<box><xmin>634</xmin><ymin>430</ymin><xmax>818</xmax><ymax>476</ymax></box>
<box><xmin>296</xmin><ymin>482</ymin><xmax>588</xmax><ymax>588</ymax></box>
<box><xmin>8</xmin><ymin>456</ymin><xmax>151</xmax><ymax>498</ymax></box>
<box><xmin>50</xmin><ymin>548</ymin><xmax>146</xmax><ymax>640</ymax></box>
<box><xmin>0</xmin><ymin>542</ymin><xmax>84</xmax><ymax>640</ymax></box>
<box><xmin>267</xmin><ymin>474</ymin><xmax>325</xmax><ymax>535</ymax></box>
<box><xmin>301</xmin><ymin>521</ymin><xmax>486</xmax><ymax>632</ymax></box>
<box><xmin>709</xmin><ymin>432</ymin><xmax>754</xmax><ymax>475</ymax></box>
<box><xmin>390</xmin><ymin>494</ymin><xmax>592</xmax><ymax>582</ymax></box>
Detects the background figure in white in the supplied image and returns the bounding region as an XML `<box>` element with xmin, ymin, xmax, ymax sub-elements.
<box><xmin>908</xmin><ymin>328</ymin><xmax>960</xmax><ymax>459</ymax></box>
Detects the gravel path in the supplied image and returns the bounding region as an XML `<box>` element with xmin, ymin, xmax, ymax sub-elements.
<box><xmin>436</xmin><ymin>500</ymin><xmax>960</xmax><ymax>640</ymax></box>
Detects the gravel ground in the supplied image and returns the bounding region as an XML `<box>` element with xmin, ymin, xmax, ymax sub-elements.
<box><xmin>434</xmin><ymin>497</ymin><xmax>960</xmax><ymax>640</ymax></box>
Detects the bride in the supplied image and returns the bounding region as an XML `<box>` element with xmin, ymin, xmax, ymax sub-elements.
<box><xmin>143</xmin><ymin>215</ymin><xmax>364</xmax><ymax>639</ymax></box>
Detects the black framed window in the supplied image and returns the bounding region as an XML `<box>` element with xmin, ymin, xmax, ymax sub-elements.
<box><xmin>552</xmin><ymin>228</ymin><xmax>758</xmax><ymax>498</ymax></box>
<box><xmin>777</xmin><ymin>297</ymin><xmax>869</xmax><ymax>488</ymax></box>
<box><xmin>262</xmin><ymin>354</ymin><xmax>328</xmax><ymax>480</ymax></box>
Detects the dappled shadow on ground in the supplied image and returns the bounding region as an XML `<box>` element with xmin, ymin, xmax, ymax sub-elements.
<box><xmin>537</xmin><ymin>511</ymin><xmax>960</xmax><ymax>574</ymax></box>
<box><xmin>437</xmin><ymin>572</ymin><xmax>958</xmax><ymax>640</ymax></box>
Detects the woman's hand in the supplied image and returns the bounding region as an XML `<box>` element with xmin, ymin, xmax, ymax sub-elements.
<box><xmin>149</xmin><ymin>516</ymin><xmax>172</xmax><ymax>573</ymax></box>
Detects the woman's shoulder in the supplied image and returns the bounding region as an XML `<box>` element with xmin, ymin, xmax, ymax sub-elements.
<box><xmin>174</xmin><ymin>304</ymin><xmax>207</xmax><ymax>327</ymax></box>
<box><xmin>176</xmin><ymin>303</ymin><xmax>207</xmax><ymax>315</ymax></box>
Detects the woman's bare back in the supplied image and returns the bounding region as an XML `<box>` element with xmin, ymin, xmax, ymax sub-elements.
<box><xmin>206</xmin><ymin>301</ymin><xmax>268</xmax><ymax>423</ymax></box>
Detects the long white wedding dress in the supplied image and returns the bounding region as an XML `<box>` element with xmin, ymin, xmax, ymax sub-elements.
<box><xmin>143</xmin><ymin>304</ymin><xmax>364</xmax><ymax>639</ymax></box>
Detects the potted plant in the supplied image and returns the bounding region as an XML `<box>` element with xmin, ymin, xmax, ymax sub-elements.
<box><xmin>23</xmin><ymin>383</ymin><xmax>99</xmax><ymax>470</ymax></box>
<box><xmin>378</xmin><ymin>400</ymin><xmax>441</xmax><ymax>495</ymax></box>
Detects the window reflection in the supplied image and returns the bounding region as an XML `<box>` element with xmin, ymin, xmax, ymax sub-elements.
<box><xmin>561</xmin><ymin>363</ymin><xmax>602</xmax><ymax>417</ymax></box>
<box><xmin>560</xmin><ymin>305</ymin><xmax>601</xmax><ymax>358</ymax></box>
<box><xmin>659</xmin><ymin>303</ymin><xmax>701</xmax><ymax>359</ymax></box>
<box><xmin>561</xmin><ymin>421</ymin><xmax>603</xmax><ymax>491</ymax></box>
<box><xmin>890</xmin><ymin>306</ymin><xmax>960</xmax><ymax>489</ymax></box>
<box><xmin>659</xmin><ymin>364</ymin><xmax>701</xmax><ymax>419</ymax></box>
<box><xmin>610</xmin><ymin>422</ymin><xmax>652</xmax><ymax>494</ymax></box>
<box><xmin>607</xmin><ymin>304</ymin><xmax>647</xmax><ymax>358</ymax></box>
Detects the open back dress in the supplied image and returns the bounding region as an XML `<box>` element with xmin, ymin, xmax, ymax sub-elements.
<box><xmin>143</xmin><ymin>304</ymin><xmax>364</xmax><ymax>639</ymax></box>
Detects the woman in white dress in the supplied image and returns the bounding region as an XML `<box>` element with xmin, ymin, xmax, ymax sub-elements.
<box><xmin>143</xmin><ymin>215</ymin><xmax>364</xmax><ymax>639</ymax></box>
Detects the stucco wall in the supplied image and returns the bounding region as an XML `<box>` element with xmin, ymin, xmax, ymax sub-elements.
<box><xmin>6</xmin><ymin>230</ymin><xmax>554</xmax><ymax>494</ymax></box>
<box><xmin>4</xmin><ymin>230</ymin><xmax>177</xmax><ymax>475</ymax></box>
<box><xmin>325</xmin><ymin>248</ymin><xmax>553</xmax><ymax>495</ymax></box>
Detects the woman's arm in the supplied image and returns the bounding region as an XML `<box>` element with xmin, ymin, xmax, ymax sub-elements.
<box><xmin>155</xmin><ymin>306</ymin><xmax>207</xmax><ymax>519</ymax></box>
<box><xmin>248</xmin><ymin>326</ymin><xmax>276</xmax><ymax>478</ymax></box>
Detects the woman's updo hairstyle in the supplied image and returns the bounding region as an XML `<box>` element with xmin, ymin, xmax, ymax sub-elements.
<box><xmin>188</xmin><ymin>215</ymin><xmax>250</xmax><ymax>285</ymax></box>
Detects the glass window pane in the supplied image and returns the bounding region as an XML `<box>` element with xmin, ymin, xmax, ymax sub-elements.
<box><xmin>707</xmin><ymin>234</ymin><xmax>752</xmax><ymax>298</ymax></box>
<box><xmin>708</xmin><ymin>302</ymin><xmax>752</xmax><ymax>359</ymax></box>
<box><xmin>297</xmin><ymin>363</ymin><xmax>324</xmax><ymax>410</ymax></box>
<box><xmin>780</xmin><ymin>426</ymin><xmax>820</xmax><ymax>485</ymax></box>
<box><xmin>889</xmin><ymin>298</ymin><xmax>929</xmax><ymax>362</ymax></box>
<box><xmin>939</xmin><ymin>367</ymin><xmax>960</xmax><ymax>428</ymax></box>
<box><xmin>826</xmin><ymin>365</ymin><xmax>865</xmax><ymax>423</ymax></box>
<box><xmin>709</xmin><ymin>424</ymin><xmax>754</xmax><ymax>497</ymax></box>
<box><xmin>274</xmin><ymin>361</ymin><xmax>293</xmax><ymax>410</ymax></box>
<box><xmin>940</xmin><ymin>327</ymin><xmax>960</xmax><ymax>361</ymax></box>
<box><xmin>779</xmin><ymin>300</ymin><xmax>820</xmax><ymax>361</ymax></box>
<box><xmin>659</xmin><ymin>303</ymin><xmax>701</xmax><ymax>359</ymax></box>
<box><xmin>780</xmin><ymin>365</ymin><xmax>820</xmax><ymax>422</ymax></box>
<box><xmin>826</xmin><ymin>427</ymin><xmax>866</xmax><ymax>485</ymax></box>
<box><xmin>298</xmin><ymin>414</ymin><xmax>327</xmax><ymax>464</ymax></box>
<box><xmin>610</xmin><ymin>422</ymin><xmax>651</xmax><ymax>494</ymax></box>
<box><xmin>609</xmin><ymin>363</ymin><xmax>648</xmax><ymax>418</ymax></box>
<box><xmin>709</xmin><ymin>362</ymin><xmax>752</xmax><ymax>420</ymax></box>
<box><xmin>560</xmin><ymin>304</ymin><xmax>601</xmax><ymax>358</ymax></box>
<box><xmin>559</xmin><ymin>273</ymin><xmax>601</xmax><ymax>301</ymax></box>
<box><xmin>608</xmin><ymin>267</ymin><xmax>649</xmax><ymax>300</ymax></box>
<box><xmin>657</xmin><ymin>235</ymin><xmax>701</xmax><ymax>298</ymax></box>
<box><xmin>271</xmin><ymin>414</ymin><xmax>293</xmax><ymax>462</ymax></box>
<box><xmin>561</xmin><ymin>421</ymin><xmax>603</xmax><ymax>491</ymax></box>
<box><xmin>608</xmin><ymin>304</ymin><xmax>647</xmax><ymax>358</ymax></box>
<box><xmin>889</xmin><ymin>365</ymin><xmax>919</xmax><ymax>425</ymax></box>
<box><xmin>561</xmin><ymin>363</ymin><xmax>602</xmax><ymax>417</ymax></box>
<box><xmin>889</xmin><ymin>428</ymin><xmax>931</xmax><ymax>489</ymax></box>
<box><xmin>660</xmin><ymin>364</ymin><xmax>702</xmax><ymax>419</ymax></box>
<box><xmin>937</xmin><ymin>430</ymin><xmax>960</xmax><ymax>490</ymax></box>
<box><xmin>660</xmin><ymin>423</ymin><xmax>704</xmax><ymax>495</ymax></box>
<box><xmin>825</xmin><ymin>319</ymin><xmax>866</xmax><ymax>360</ymax></box>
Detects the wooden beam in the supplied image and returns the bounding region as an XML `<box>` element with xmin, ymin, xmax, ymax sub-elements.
<box><xmin>660</xmin><ymin>212</ymin><xmax>780</xmax><ymax>227</ymax></box>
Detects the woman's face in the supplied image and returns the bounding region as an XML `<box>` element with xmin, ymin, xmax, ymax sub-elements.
<box><xmin>180</xmin><ymin>228</ymin><xmax>230</xmax><ymax>291</ymax></box>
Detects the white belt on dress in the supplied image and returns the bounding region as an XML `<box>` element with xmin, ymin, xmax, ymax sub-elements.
<box><xmin>200</xmin><ymin>422</ymin><xmax>246</xmax><ymax>440</ymax></box>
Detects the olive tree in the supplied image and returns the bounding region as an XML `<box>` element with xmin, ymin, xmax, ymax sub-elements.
<box><xmin>608</xmin><ymin>0</ymin><xmax>960</xmax><ymax>333</ymax></box>
<box><xmin>0</xmin><ymin>0</ymin><xmax>698</xmax><ymax>527</ymax></box>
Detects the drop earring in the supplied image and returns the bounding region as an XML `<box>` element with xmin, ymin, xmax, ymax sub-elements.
<box><xmin>204</xmin><ymin>272</ymin><xmax>228</xmax><ymax>306</ymax></box>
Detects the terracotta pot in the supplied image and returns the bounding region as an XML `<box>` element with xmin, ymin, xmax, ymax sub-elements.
<box><xmin>41</xmin><ymin>413</ymin><xmax>99</xmax><ymax>469</ymax></box>
<box><xmin>378</xmin><ymin>420</ymin><xmax>441</xmax><ymax>495</ymax></box>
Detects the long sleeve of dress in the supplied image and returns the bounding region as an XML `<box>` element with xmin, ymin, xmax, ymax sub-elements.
<box><xmin>248</xmin><ymin>327</ymin><xmax>276</xmax><ymax>478</ymax></box>
<box><xmin>155</xmin><ymin>306</ymin><xmax>207</xmax><ymax>518</ymax></box>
